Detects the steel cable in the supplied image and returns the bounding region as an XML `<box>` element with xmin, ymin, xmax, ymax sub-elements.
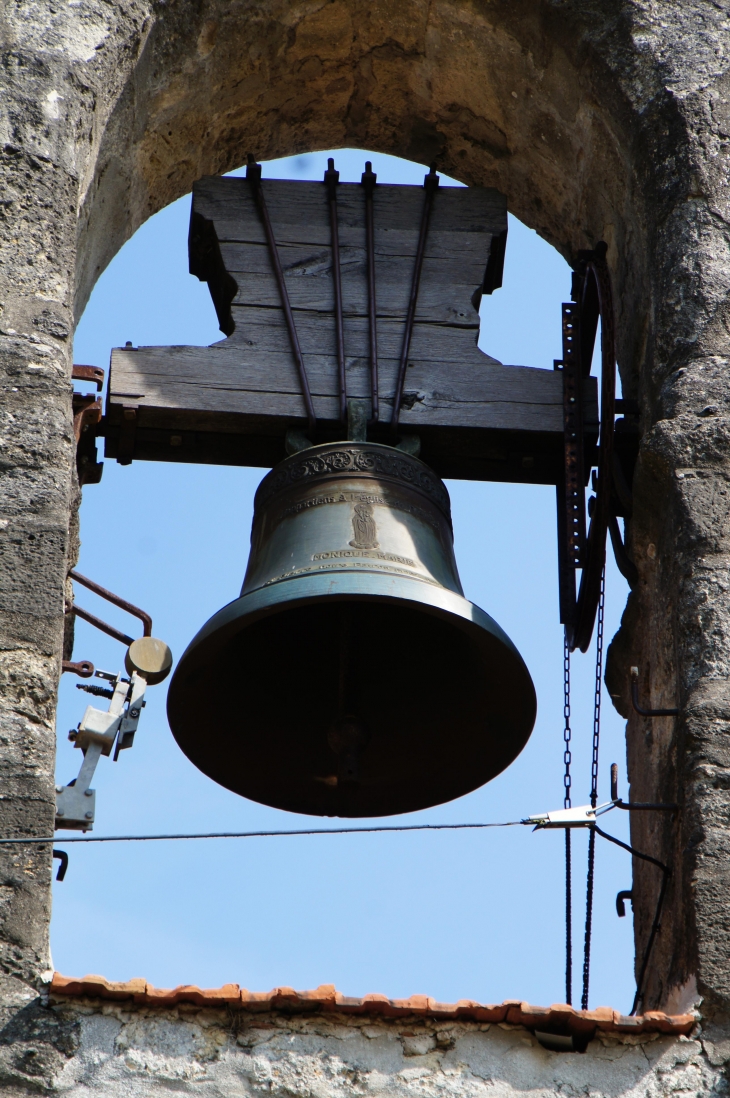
<box><xmin>0</xmin><ymin>821</ymin><xmax>524</xmax><ymax>847</ymax></box>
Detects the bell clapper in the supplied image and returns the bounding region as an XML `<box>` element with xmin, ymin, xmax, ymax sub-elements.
<box><xmin>328</xmin><ymin>716</ymin><xmax>371</xmax><ymax>788</ymax></box>
<box><xmin>326</xmin><ymin>606</ymin><xmax>371</xmax><ymax>788</ymax></box>
<box><xmin>55</xmin><ymin>637</ymin><xmax>172</xmax><ymax>832</ymax></box>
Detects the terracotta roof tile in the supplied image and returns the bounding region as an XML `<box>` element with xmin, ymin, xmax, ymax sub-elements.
<box><xmin>49</xmin><ymin>974</ymin><xmax>696</xmax><ymax>1039</ymax></box>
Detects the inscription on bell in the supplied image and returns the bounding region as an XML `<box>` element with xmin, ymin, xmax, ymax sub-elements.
<box><xmin>281</xmin><ymin>491</ymin><xmax>387</xmax><ymax>519</ymax></box>
<box><xmin>312</xmin><ymin>550</ymin><xmax>416</xmax><ymax>567</ymax></box>
<box><xmin>349</xmin><ymin>503</ymin><xmax>379</xmax><ymax>549</ymax></box>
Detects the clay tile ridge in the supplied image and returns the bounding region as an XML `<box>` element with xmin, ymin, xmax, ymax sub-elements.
<box><xmin>48</xmin><ymin>975</ymin><xmax>696</xmax><ymax>1037</ymax></box>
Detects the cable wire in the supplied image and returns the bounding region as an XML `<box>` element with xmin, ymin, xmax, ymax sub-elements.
<box><xmin>0</xmin><ymin>821</ymin><xmax>524</xmax><ymax>847</ymax></box>
<box><xmin>582</xmin><ymin>565</ymin><xmax>605</xmax><ymax>1010</ymax></box>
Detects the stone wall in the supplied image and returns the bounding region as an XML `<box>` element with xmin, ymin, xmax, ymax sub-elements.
<box><xmin>2</xmin><ymin>0</ymin><xmax>730</xmax><ymax>1082</ymax></box>
<box><xmin>2</xmin><ymin>997</ymin><xmax>717</xmax><ymax>1098</ymax></box>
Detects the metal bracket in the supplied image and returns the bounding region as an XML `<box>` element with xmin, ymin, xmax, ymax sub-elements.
<box><xmin>116</xmin><ymin>405</ymin><xmax>138</xmax><ymax>466</ymax></box>
<box><xmin>67</xmin><ymin>570</ymin><xmax>153</xmax><ymax>649</ymax></box>
<box><xmin>616</xmin><ymin>890</ymin><xmax>633</xmax><ymax>917</ymax></box>
<box><xmin>630</xmin><ymin>667</ymin><xmax>679</xmax><ymax>717</ymax></box>
<box><xmin>52</xmin><ymin>849</ymin><xmax>69</xmax><ymax>881</ymax></box>
<box><xmin>61</xmin><ymin>659</ymin><xmax>94</xmax><ymax>678</ymax></box>
<box><xmin>71</xmin><ymin>366</ymin><xmax>105</xmax><ymax>485</ymax></box>
<box><xmin>56</xmin><ymin>670</ymin><xmax>147</xmax><ymax>830</ymax></box>
<box><xmin>72</xmin><ymin>364</ymin><xmax>104</xmax><ymax>391</ymax></box>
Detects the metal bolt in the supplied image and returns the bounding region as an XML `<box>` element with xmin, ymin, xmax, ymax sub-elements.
<box><xmin>55</xmin><ymin>786</ymin><xmax>63</xmax><ymax>794</ymax></box>
<box><xmin>130</xmin><ymin>709</ymin><xmax>139</xmax><ymax>718</ymax></box>
<box><xmin>85</xmin><ymin>811</ymin><xmax>93</xmax><ymax>819</ymax></box>
<box><xmin>84</xmin><ymin>789</ymin><xmax>92</xmax><ymax>797</ymax></box>
<box><xmin>56</xmin><ymin>810</ymin><xmax>64</xmax><ymax>817</ymax></box>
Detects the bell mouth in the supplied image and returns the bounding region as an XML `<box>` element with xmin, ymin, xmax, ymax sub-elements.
<box><xmin>167</xmin><ymin>572</ymin><xmax>536</xmax><ymax>818</ymax></box>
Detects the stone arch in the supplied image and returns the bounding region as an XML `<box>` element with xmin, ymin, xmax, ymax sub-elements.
<box><xmin>8</xmin><ymin>0</ymin><xmax>725</xmax><ymax>1022</ymax></box>
<box><xmin>67</xmin><ymin>0</ymin><xmax>696</xmax><ymax>1012</ymax></box>
<box><xmin>77</xmin><ymin>0</ymin><xmax>660</xmax><ymax>398</ymax></box>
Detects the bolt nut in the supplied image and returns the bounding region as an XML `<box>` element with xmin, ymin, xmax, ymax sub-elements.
<box><xmin>130</xmin><ymin>709</ymin><xmax>139</xmax><ymax>718</ymax></box>
<box><xmin>56</xmin><ymin>810</ymin><xmax>64</xmax><ymax>817</ymax></box>
<box><xmin>84</xmin><ymin>789</ymin><xmax>93</xmax><ymax>797</ymax></box>
<box><xmin>84</xmin><ymin>811</ymin><xmax>93</xmax><ymax>820</ymax></box>
<box><xmin>55</xmin><ymin>786</ymin><xmax>63</xmax><ymax>794</ymax></box>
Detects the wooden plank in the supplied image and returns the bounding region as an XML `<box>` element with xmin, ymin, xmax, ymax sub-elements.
<box><xmin>193</xmin><ymin>176</ymin><xmax>507</xmax><ymax>242</ymax></box>
<box><xmin>104</xmin><ymin>423</ymin><xmax>576</xmax><ymax>486</ymax></box>
<box><xmin>104</xmin><ymin>339</ymin><xmax>598</xmax><ymax>484</ymax></box>
<box><xmin>103</xmin><ymin>176</ymin><xmax>594</xmax><ymax>484</ymax></box>
<box><xmin>225</xmin><ymin>307</ymin><xmax>495</xmax><ymax>364</ymax></box>
<box><xmin>108</xmin><ymin>343</ymin><xmax>589</xmax><ymax>417</ymax></box>
<box><xmin>222</xmin><ymin>242</ymin><xmax>482</xmax><ymax>325</ymax></box>
<box><xmin>105</xmin><ymin>343</ymin><xmax>598</xmax><ymax>483</ymax></box>
<box><xmin>191</xmin><ymin>175</ymin><xmax>506</xmax><ymax>340</ymax></box>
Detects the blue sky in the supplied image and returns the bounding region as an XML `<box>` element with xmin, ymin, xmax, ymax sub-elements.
<box><xmin>54</xmin><ymin>149</ymin><xmax>636</xmax><ymax>1011</ymax></box>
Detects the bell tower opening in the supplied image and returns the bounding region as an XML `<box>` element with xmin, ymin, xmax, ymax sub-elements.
<box><xmin>57</xmin><ymin>148</ymin><xmax>634</xmax><ymax>1011</ymax></box>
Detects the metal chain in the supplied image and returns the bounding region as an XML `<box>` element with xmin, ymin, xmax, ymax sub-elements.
<box><xmin>590</xmin><ymin>566</ymin><xmax>606</xmax><ymax>809</ymax></box>
<box><xmin>582</xmin><ymin>565</ymin><xmax>606</xmax><ymax>1010</ymax></box>
<box><xmin>563</xmin><ymin>633</ymin><xmax>573</xmax><ymax>1005</ymax></box>
<box><xmin>563</xmin><ymin>636</ymin><xmax>572</xmax><ymax>810</ymax></box>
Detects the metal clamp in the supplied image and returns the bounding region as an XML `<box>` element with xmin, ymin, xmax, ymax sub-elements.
<box><xmin>525</xmin><ymin>763</ymin><xmax>679</xmax><ymax>827</ymax></box>
<box><xmin>527</xmin><ymin>765</ymin><xmax>674</xmax><ymax>1017</ymax></box>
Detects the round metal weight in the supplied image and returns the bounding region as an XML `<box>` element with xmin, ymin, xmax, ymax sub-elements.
<box><xmin>125</xmin><ymin>636</ymin><xmax>173</xmax><ymax>685</ymax></box>
<box><xmin>167</xmin><ymin>443</ymin><xmax>536</xmax><ymax>817</ymax></box>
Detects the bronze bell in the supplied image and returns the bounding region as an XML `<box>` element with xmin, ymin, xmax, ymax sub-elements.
<box><xmin>167</xmin><ymin>442</ymin><xmax>536</xmax><ymax>817</ymax></box>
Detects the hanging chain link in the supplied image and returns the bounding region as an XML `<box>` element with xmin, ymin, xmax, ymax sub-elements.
<box><xmin>563</xmin><ymin>632</ymin><xmax>573</xmax><ymax>1005</ymax></box>
<box><xmin>563</xmin><ymin>636</ymin><xmax>572</xmax><ymax>810</ymax></box>
<box><xmin>582</xmin><ymin>565</ymin><xmax>606</xmax><ymax>1010</ymax></box>
<box><xmin>590</xmin><ymin>567</ymin><xmax>606</xmax><ymax>809</ymax></box>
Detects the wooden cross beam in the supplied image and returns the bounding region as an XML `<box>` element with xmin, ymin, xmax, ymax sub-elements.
<box><xmin>103</xmin><ymin>173</ymin><xmax>598</xmax><ymax>484</ymax></box>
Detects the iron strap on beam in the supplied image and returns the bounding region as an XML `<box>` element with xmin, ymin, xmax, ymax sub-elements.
<box><xmin>361</xmin><ymin>161</ymin><xmax>379</xmax><ymax>424</ymax></box>
<box><xmin>324</xmin><ymin>158</ymin><xmax>347</xmax><ymax>423</ymax></box>
<box><xmin>391</xmin><ymin>165</ymin><xmax>439</xmax><ymax>435</ymax></box>
<box><xmin>246</xmin><ymin>155</ymin><xmax>317</xmax><ymax>436</ymax></box>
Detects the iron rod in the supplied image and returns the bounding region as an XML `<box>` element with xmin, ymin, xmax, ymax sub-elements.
<box><xmin>630</xmin><ymin>668</ymin><xmax>679</xmax><ymax>717</ymax></box>
<box><xmin>391</xmin><ymin>165</ymin><xmax>439</xmax><ymax>434</ymax></box>
<box><xmin>325</xmin><ymin>158</ymin><xmax>346</xmax><ymax>423</ymax></box>
<box><xmin>71</xmin><ymin>605</ymin><xmax>133</xmax><ymax>648</ymax></box>
<box><xmin>70</xmin><ymin>570</ymin><xmax>152</xmax><ymax>636</ymax></box>
<box><xmin>362</xmin><ymin>161</ymin><xmax>379</xmax><ymax>423</ymax></box>
<box><xmin>246</xmin><ymin>156</ymin><xmax>316</xmax><ymax>435</ymax></box>
<box><xmin>591</xmin><ymin>824</ymin><xmax>671</xmax><ymax>1016</ymax></box>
